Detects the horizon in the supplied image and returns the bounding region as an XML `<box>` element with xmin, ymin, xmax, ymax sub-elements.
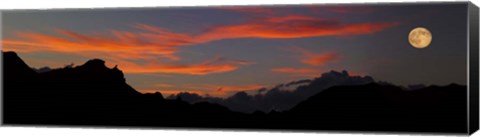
<box><xmin>2</xmin><ymin>3</ymin><xmax>468</xmax><ymax>97</ymax></box>
<box><xmin>3</xmin><ymin>51</ymin><xmax>466</xmax><ymax>99</ymax></box>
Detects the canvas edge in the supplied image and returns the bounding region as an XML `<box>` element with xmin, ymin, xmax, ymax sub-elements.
<box><xmin>0</xmin><ymin>2</ymin><xmax>475</xmax><ymax>136</ymax></box>
<box><xmin>0</xmin><ymin>10</ymin><xmax>4</xmax><ymax>127</ymax></box>
<box><xmin>468</xmin><ymin>1</ymin><xmax>479</xmax><ymax>135</ymax></box>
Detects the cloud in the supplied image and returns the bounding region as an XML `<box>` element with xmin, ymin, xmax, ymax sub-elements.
<box><xmin>154</xmin><ymin>83</ymin><xmax>175</xmax><ymax>88</ymax></box>
<box><xmin>167</xmin><ymin>70</ymin><xmax>376</xmax><ymax>113</ymax></box>
<box><xmin>214</xmin><ymin>84</ymin><xmax>265</xmax><ymax>93</ymax></box>
<box><xmin>195</xmin><ymin>15</ymin><xmax>399</xmax><ymax>41</ymax></box>
<box><xmin>125</xmin><ymin>63</ymin><xmax>238</xmax><ymax>75</ymax></box>
<box><xmin>3</xmin><ymin>15</ymin><xmax>398</xmax><ymax>54</ymax></box>
<box><xmin>2</xmin><ymin>29</ymin><xmax>254</xmax><ymax>75</ymax></box>
<box><xmin>141</xmin><ymin>84</ymin><xmax>267</xmax><ymax>97</ymax></box>
<box><xmin>271</xmin><ymin>67</ymin><xmax>324</xmax><ymax>77</ymax></box>
<box><xmin>292</xmin><ymin>47</ymin><xmax>342</xmax><ymax>66</ymax></box>
<box><xmin>3</xmin><ymin>14</ymin><xmax>397</xmax><ymax>75</ymax></box>
<box><xmin>294</xmin><ymin>46</ymin><xmax>342</xmax><ymax>66</ymax></box>
<box><xmin>272</xmin><ymin>47</ymin><xmax>340</xmax><ymax>76</ymax></box>
<box><xmin>301</xmin><ymin>52</ymin><xmax>341</xmax><ymax>66</ymax></box>
<box><xmin>114</xmin><ymin>56</ymin><xmax>251</xmax><ymax>75</ymax></box>
<box><xmin>185</xmin><ymin>84</ymin><xmax>267</xmax><ymax>97</ymax></box>
<box><xmin>2</xmin><ymin>29</ymin><xmax>180</xmax><ymax>61</ymax></box>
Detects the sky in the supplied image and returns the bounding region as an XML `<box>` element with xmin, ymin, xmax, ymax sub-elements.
<box><xmin>1</xmin><ymin>3</ymin><xmax>468</xmax><ymax>97</ymax></box>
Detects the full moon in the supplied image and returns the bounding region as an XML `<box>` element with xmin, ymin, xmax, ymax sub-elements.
<box><xmin>408</xmin><ymin>27</ymin><xmax>432</xmax><ymax>49</ymax></box>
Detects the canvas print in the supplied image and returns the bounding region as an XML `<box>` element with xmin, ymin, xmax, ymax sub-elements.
<box><xmin>1</xmin><ymin>2</ymin><xmax>479</xmax><ymax>135</ymax></box>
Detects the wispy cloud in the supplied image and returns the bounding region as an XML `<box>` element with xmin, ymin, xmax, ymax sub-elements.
<box><xmin>292</xmin><ymin>47</ymin><xmax>342</xmax><ymax>66</ymax></box>
<box><xmin>195</xmin><ymin>15</ymin><xmax>399</xmax><ymax>40</ymax></box>
<box><xmin>301</xmin><ymin>52</ymin><xmax>340</xmax><ymax>66</ymax></box>
<box><xmin>2</xmin><ymin>28</ymin><xmax>254</xmax><ymax>75</ymax></box>
<box><xmin>214</xmin><ymin>84</ymin><xmax>265</xmax><ymax>93</ymax></box>
<box><xmin>4</xmin><ymin>15</ymin><xmax>398</xmax><ymax>55</ymax></box>
<box><xmin>113</xmin><ymin>56</ymin><xmax>253</xmax><ymax>75</ymax></box>
<box><xmin>271</xmin><ymin>67</ymin><xmax>324</xmax><ymax>77</ymax></box>
<box><xmin>2</xmin><ymin>29</ymin><xmax>180</xmax><ymax>60</ymax></box>
<box><xmin>154</xmin><ymin>83</ymin><xmax>175</xmax><ymax>88</ymax></box>
<box><xmin>271</xmin><ymin>47</ymin><xmax>340</xmax><ymax>76</ymax></box>
<box><xmin>3</xmin><ymin>14</ymin><xmax>397</xmax><ymax>75</ymax></box>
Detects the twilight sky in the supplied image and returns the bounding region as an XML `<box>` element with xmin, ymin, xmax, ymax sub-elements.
<box><xmin>1</xmin><ymin>3</ymin><xmax>468</xmax><ymax>97</ymax></box>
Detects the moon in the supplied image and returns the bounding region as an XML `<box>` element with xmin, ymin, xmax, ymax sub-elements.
<box><xmin>408</xmin><ymin>27</ymin><xmax>432</xmax><ymax>49</ymax></box>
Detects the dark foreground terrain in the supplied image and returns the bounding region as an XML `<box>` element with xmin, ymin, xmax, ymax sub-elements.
<box><xmin>3</xmin><ymin>51</ymin><xmax>467</xmax><ymax>134</ymax></box>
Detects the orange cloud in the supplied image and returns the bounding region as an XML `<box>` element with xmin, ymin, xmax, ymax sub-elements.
<box><xmin>3</xmin><ymin>15</ymin><xmax>397</xmax><ymax>75</ymax></box>
<box><xmin>112</xmin><ymin>56</ymin><xmax>251</xmax><ymax>75</ymax></box>
<box><xmin>289</xmin><ymin>47</ymin><xmax>341</xmax><ymax>66</ymax></box>
<box><xmin>99</xmin><ymin>16</ymin><xmax>398</xmax><ymax>48</ymax></box>
<box><xmin>3</xmin><ymin>35</ymin><xmax>248</xmax><ymax>75</ymax></box>
<box><xmin>124</xmin><ymin>63</ymin><xmax>238</xmax><ymax>75</ymax></box>
<box><xmin>4</xmin><ymin>16</ymin><xmax>398</xmax><ymax>54</ymax></box>
<box><xmin>301</xmin><ymin>52</ymin><xmax>341</xmax><ymax>66</ymax></box>
<box><xmin>3</xmin><ymin>29</ymin><xmax>180</xmax><ymax>61</ymax></box>
<box><xmin>154</xmin><ymin>84</ymin><xmax>175</xmax><ymax>88</ymax></box>
<box><xmin>2</xmin><ymin>29</ymin><xmax>252</xmax><ymax>75</ymax></box>
<box><xmin>195</xmin><ymin>15</ymin><xmax>399</xmax><ymax>41</ymax></box>
<box><xmin>140</xmin><ymin>90</ymin><xmax>214</xmax><ymax>96</ymax></box>
<box><xmin>272</xmin><ymin>47</ymin><xmax>340</xmax><ymax>77</ymax></box>
<box><xmin>214</xmin><ymin>84</ymin><xmax>265</xmax><ymax>92</ymax></box>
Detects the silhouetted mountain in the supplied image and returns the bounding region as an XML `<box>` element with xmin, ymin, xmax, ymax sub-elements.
<box><xmin>169</xmin><ymin>70</ymin><xmax>374</xmax><ymax>113</ymax></box>
<box><xmin>407</xmin><ymin>84</ymin><xmax>427</xmax><ymax>90</ymax></box>
<box><xmin>3</xmin><ymin>51</ymin><xmax>242</xmax><ymax>127</ymax></box>
<box><xmin>2</xmin><ymin>51</ymin><xmax>468</xmax><ymax>134</ymax></box>
<box><xmin>3</xmin><ymin>51</ymin><xmax>37</xmax><ymax>80</ymax></box>
<box><xmin>286</xmin><ymin>83</ymin><xmax>467</xmax><ymax>133</ymax></box>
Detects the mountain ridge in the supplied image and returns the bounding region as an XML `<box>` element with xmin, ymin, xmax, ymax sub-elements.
<box><xmin>2</xmin><ymin>51</ymin><xmax>469</xmax><ymax>134</ymax></box>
